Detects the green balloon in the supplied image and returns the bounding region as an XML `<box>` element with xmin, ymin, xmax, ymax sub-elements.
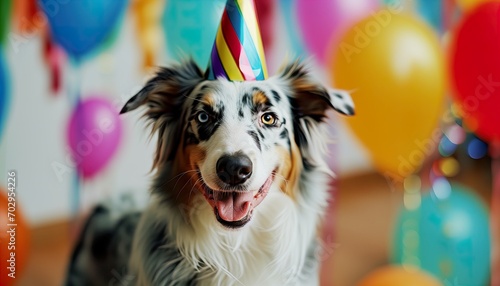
<box><xmin>0</xmin><ymin>0</ymin><xmax>12</xmax><ymax>45</ymax></box>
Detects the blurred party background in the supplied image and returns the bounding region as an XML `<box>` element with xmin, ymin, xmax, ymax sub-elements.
<box><xmin>0</xmin><ymin>0</ymin><xmax>498</xmax><ymax>285</ymax></box>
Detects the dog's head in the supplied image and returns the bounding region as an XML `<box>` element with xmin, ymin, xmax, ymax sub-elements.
<box><xmin>121</xmin><ymin>60</ymin><xmax>354</xmax><ymax>229</ymax></box>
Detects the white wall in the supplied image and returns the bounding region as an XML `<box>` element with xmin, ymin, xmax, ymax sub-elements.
<box><xmin>0</xmin><ymin>12</ymin><xmax>372</xmax><ymax>226</ymax></box>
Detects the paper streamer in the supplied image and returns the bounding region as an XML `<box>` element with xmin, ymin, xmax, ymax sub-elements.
<box><xmin>133</xmin><ymin>0</ymin><xmax>164</xmax><ymax>69</ymax></box>
<box><xmin>13</xmin><ymin>0</ymin><xmax>43</xmax><ymax>34</ymax></box>
<box><xmin>43</xmin><ymin>30</ymin><xmax>65</xmax><ymax>94</ymax></box>
<box><xmin>207</xmin><ymin>0</ymin><xmax>268</xmax><ymax>81</ymax></box>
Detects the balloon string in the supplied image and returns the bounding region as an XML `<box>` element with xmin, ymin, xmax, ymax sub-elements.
<box><xmin>71</xmin><ymin>172</ymin><xmax>81</xmax><ymax>217</ymax></box>
<box><xmin>69</xmin><ymin>61</ymin><xmax>82</xmax><ymax>218</ymax></box>
<box><xmin>491</xmin><ymin>146</ymin><xmax>500</xmax><ymax>286</ymax></box>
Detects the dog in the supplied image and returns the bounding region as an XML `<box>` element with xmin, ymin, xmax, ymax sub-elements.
<box><xmin>65</xmin><ymin>60</ymin><xmax>354</xmax><ymax>286</ymax></box>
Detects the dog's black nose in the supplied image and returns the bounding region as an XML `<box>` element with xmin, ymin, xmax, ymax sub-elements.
<box><xmin>216</xmin><ymin>154</ymin><xmax>253</xmax><ymax>185</ymax></box>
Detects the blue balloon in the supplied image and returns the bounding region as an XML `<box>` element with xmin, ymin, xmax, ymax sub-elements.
<box><xmin>279</xmin><ymin>0</ymin><xmax>306</xmax><ymax>57</ymax></box>
<box><xmin>392</xmin><ymin>183</ymin><xmax>490</xmax><ymax>285</ymax></box>
<box><xmin>0</xmin><ymin>50</ymin><xmax>9</xmax><ymax>140</ymax></box>
<box><xmin>162</xmin><ymin>0</ymin><xmax>226</xmax><ymax>68</ymax></box>
<box><xmin>417</xmin><ymin>0</ymin><xmax>443</xmax><ymax>32</ymax></box>
<box><xmin>40</xmin><ymin>0</ymin><xmax>128</xmax><ymax>59</ymax></box>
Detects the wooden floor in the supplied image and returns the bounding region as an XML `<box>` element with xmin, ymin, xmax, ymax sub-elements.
<box><xmin>15</xmin><ymin>161</ymin><xmax>492</xmax><ymax>285</ymax></box>
<box><xmin>16</xmin><ymin>220</ymin><xmax>74</xmax><ymax>286</ymax></box>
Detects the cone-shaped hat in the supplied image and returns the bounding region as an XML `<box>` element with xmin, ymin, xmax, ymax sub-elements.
<box><xmin>207</xmin><ymin>0</ymin><xmax>268</xmax><ymax>81</ymax></box>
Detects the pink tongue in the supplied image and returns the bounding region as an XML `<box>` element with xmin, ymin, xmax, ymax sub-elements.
<box><xmin>215</xmin><ymin>192</ymin><xmax>254</xmax><ymax>222</ymax></box>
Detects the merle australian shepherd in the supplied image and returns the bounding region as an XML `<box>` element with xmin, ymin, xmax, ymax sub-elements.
<box><xmin>65</xmin><ymin>60</ymin><xmax>354</xmax><ymax>286</ymax></box>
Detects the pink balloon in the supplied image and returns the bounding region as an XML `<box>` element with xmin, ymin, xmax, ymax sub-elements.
<box><xmin>66</xmin><ymin>96</ymin><xmax>123</xmax><ymax>179</ymax></box>
<box><xmin>297</xmin><ymin>0</ymin><xmax>379</xmax><ymax>64</ymax></box>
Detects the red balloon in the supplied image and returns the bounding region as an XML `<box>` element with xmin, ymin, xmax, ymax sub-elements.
<box><xmin>450</xmin><ymin>2</ymin><xmax>500</xmax><ymax>145</ymax></box>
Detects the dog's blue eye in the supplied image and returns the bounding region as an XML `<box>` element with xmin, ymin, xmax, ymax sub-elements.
<box><xmin>197</xmin><ymin>112</ymin><xmax>209</xmax><ymax>123</ymax></box>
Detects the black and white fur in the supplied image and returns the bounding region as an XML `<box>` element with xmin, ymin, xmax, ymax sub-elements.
<box><xmin>65</xmin><ymin>60</ymin><xmax>354</xmax><ymax>286</ymax></box>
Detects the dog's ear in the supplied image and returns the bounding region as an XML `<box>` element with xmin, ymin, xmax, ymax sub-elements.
<box><xmin>120</xmin><ymin>60</ymin><xmax>204</xmax><ymax>118</ymax></box>
<box><xmin>120</xmin><ymin>60</ymin><xmax>205</xmax><ymax>168</ymax></box>
<box><xmin>280</xmin><ymin>61</ymin><xmax>354</xmax><ymax>174</ymax></box>
<box><xmin>280</xmin><ymin>61</ymin><xmax>355</xmax><ymax>119</ymax></box>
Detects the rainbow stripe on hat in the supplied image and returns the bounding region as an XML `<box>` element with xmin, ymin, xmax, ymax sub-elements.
<box><xmin>207</xmin><ymin>0</ymin><xmax>268</xmax><ymax>81</ymax></box>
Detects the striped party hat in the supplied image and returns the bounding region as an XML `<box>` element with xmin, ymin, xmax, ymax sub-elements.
<box><xmin>207</xmin><ymin>0</ymin><xmax>268</xmax><ymax>81</ymax></box>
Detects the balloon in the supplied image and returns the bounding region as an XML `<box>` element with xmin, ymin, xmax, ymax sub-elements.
<box><xmin>331</xmin><ymin>14</ymin><xmax>446</xmax><ymax>179</ymax></box>
<box><xmin>0</xmin><ymin>0</ymin><xmax>12</xmax><ymax>44</ymax></box>
<box><xmin>0</xmin><ymin>50</ymin><xmax>9</xmax><ymax>140</ymax></box>
<box><xmin>393</xmin><ymin>183</ymin><xmax>490</xmax><ymax>285</ymax></box>
<box><xmin>162</xmin><ymin>0</ymin><xmax>274</xmax><ymax>69</ymax></box>
<box><xmin>457</xmin><ymin>0</ymin><xmax>492</xmax><ymax>11</ymax></box>
<box><xmin>449</xmin><ymin>2</ymin><xmax>500</xmax><ymax>145</ymax></box>
<box><xmin>417</xmin><ymin>0</ymin><xmax>443</xmax><ymax>32</ymax></box>
<box><xmin>279</xmin><ymin>0</ymin><xmax>307</xmax><ymax>57</ymax></box>
<box><xmin>162</xmin><ymin>0</ymin><xmax>226</xmax><ymax>68</ymax></box>
<box><xmin>297</xmin><ymin>0</ymin><xmax>379</xmax><ymax>64</ymax></box>
<box><xmin>66</xmin><ymin>97</ymin><xmax>123</xmax><ymax>179</ymax></box>
<box><xmin>0</xmin><ymin>188</ymin><xmax>31</xmax><ymax>286</ymax></box>
<box><xmin>39</xmin><ymin>0</ymin><xmax>128</xmax><ymax>59</ymax></box>
<box><xmin>357</xmin><ymin>266</ymin><xmax>442</xmax><ymax>286</ymax></box>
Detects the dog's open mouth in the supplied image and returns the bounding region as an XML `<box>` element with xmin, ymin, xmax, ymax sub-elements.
<box><xmin>201</xmin><ymin>172</ymin><xmax>275</xmax><ymax>229</ymax></box>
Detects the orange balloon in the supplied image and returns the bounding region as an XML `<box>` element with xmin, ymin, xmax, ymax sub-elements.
<box><xmin>331</xmin><ymin>14</ymin><xmax>446</xmax><ymax>180</ymax></box>
<box><xmin>0</xmin><ymin>188</ymin><xmax>31</xmax><ymax>286</ymax></box>
<box><xmin>357</xmin><ymin>266</ymin><xmax>443</xmax><ymax>286</ymax></box>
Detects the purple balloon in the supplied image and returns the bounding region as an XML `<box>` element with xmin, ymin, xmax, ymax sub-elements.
<box><xmin>67</xmin><ymin>97</ymin><xmax>122</xmax><ymax>179</ymax></box>
<box><xmin>297</xmin><ymin>0</ymin><xmax>379</xmax><ymax>64</ymax></box>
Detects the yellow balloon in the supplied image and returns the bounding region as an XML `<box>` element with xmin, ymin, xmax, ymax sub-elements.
<box><xmin>357</xmin><ymin>266</ymin><xmax>443</xmax><ymax>286</ymax></box>
<box><xmin>331</xmin><ymin>13</ymin><xmax>446</xmax><ymax>179</ymax></box>
<box><xmin>457</xmin><ymin>0</ymin><xmax>494</xmax><ymax>11</ymax></box>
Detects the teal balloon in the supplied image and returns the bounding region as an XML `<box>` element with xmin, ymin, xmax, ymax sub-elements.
<box><xmin>417</xmin><ymin>0</ymin><xmax>443</xmax><ymax>32</ymax></box>
<box><xmin>279</xmin><ymin>0</ymin><xmax>306</xmax><ymax>57</ymax></box>
<box><xmin>0</xmin><ymin>50</ymin><xmax>9</xmax><ymax>140</ymax></box>
<box><xmin>162</xmin><ymin>0</ymin><xmax>226</xmax><ymax>68</ymax></box>
<box><xmin>392</xmin><ymin>183</ymin><xmax>490</xmax><ymax>285</ymax></box>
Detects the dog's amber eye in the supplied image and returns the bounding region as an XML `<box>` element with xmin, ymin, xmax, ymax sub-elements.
<box><xmin>261</xmin><ymin>113</ymin><xmax>277</xmax><ymax>126</ymax></box>
<box><xmin>197</xmin><ymin>112</ymin><xmax>210</xmax><ymax>123</ymax></box>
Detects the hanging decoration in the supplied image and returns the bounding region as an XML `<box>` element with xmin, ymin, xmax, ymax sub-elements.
<box><xmin>133</xmin><ymin>0</ymin><xmax>164</xmax><ymax>69</ymax></box>
<box><xmin>13</xmin><ymin>0</ymin><xmax>41</xmax><ymax>34</ymax></box>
